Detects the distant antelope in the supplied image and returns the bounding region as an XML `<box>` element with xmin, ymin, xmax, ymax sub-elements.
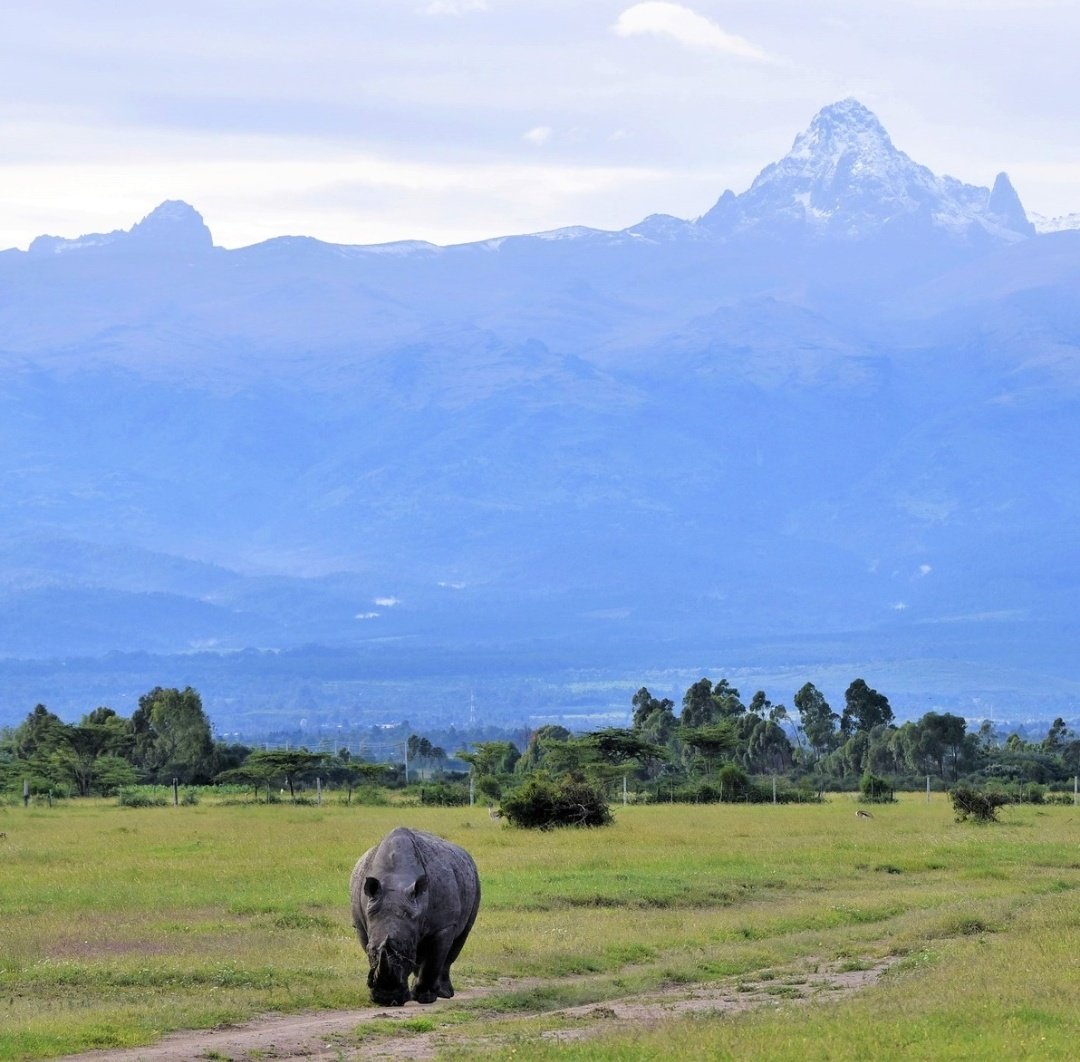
<box><xmin>856</xmin><ymin>810</ymin><xmax>874</xmax><ymax>819</ymax></box>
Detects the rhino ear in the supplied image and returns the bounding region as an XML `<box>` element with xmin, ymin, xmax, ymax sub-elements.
<box><xmin>363</xmin><ymin>876</ymin><xmax>381</xmax><ymax>899</ymax></box>
<box><xmin>410</xmin><ymin>874</ymin><xmax>428</xmax><ymax>898</ymax></box>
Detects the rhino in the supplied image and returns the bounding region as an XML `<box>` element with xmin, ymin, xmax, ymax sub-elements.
<box><xmin>349</xmin><ymin>827</ymin><xmax>480</xmax><ymax>1006</ymax></box>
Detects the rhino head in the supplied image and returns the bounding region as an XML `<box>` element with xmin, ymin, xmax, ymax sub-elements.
<box><xmin>363</xmin><ymin>873</ymin><xmax>428</xmax><ymax>1006</ymax></box>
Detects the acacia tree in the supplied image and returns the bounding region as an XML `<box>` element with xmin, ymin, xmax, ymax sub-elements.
<box><xmin>681</xmin><ymin>723</ymin><xmax>738</xmax><ymax>777</ymax></box>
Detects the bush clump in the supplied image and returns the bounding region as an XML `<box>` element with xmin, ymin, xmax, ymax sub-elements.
<box><xmin>859</xmin><ymin>771</ymin><xmax>896</xmax><ymax>804</ymax></box>
<box><xmin>117</xmin><ymin>786</ymin><xmax>198</xmax><ymax>807</ymax></box>
<box><xmin>950</xmin><ymin>786</ymin><xmax>1010</xmax><ymax>822</ymax></box>
<box><xmin>500</xmin><ymin>776</ymin><xmax>613</xmax><ymax>829</ymax></box>
<box><xmin>416</xmin><ymin>782</ymin><xmax>469</xmax><ymax>807</ymax></box>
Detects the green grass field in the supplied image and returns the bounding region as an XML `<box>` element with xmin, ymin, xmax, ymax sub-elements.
<box><xmin>0</xmin><ymin>795</ymin><xmax>1076</xmax><ymax>1060</ymax></box>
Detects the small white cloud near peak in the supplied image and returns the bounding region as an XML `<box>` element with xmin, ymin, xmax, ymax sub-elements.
<box><xmin>893</xmin><ymin>601</ymin><xmax>908</xmax><ymax>611</ymax></box>
<box><xmin>613</xmin><ymin>2</ymin><xmax>769</xmax><ymax>61</ymax></box>
<box><xmin>523</xmin><ymin>125</ymin><xmax>553</xmax><ymax>146</ymax></box>
<box><xmin>423</xmin><ymin>0</ymin><xmax>487</xmax><ymax>15</ymax></box>
<box><xmin>918</xmin><ymin>564</ymin><xmax>933</xmax><ymax>577</ymax></box>
<box><xmin>355</xmin><ymin>612</ymin><xmax>380</xmax><ymax>620</ymax></box>
<box><xmin>374</xmin><ymin>596</ymin><xmax>402</xmax><ymax>607</ymax></box>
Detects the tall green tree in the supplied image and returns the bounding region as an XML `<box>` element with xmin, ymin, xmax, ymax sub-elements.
<box><xmin>840</xmin><ymin>679</ymin><xmax>894</xmax><ymax>735</ymax></box>
<box><xmin>794</xmin><ymin>683</ymin><xmax>839</xmax><ymax>757</ymax></box>
<box><xmin>680</xmin><ymin>679</ymin><xmax>716</xmax><ymax>728</ymax></box>
<box><xmin>131</xmin><ymin>687</ymin><xmax>214</xmax><ymax>783</ymax></box>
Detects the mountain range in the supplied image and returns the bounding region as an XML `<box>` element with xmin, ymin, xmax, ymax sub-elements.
<box><xmin>2</xmin><ymin>98</ymin><xmax>1079</xmax><ymax>731</ymax></box>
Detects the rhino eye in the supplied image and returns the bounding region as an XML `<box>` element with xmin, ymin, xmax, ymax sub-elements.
<box><xmin>364</xmin><ymin>876</ymin><xmax>381</xmax><ymax>898</ymax></box>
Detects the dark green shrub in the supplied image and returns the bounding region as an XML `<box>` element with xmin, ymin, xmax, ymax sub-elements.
<box><xmin>501</xmin><ymin>775</ymin><xmax>613</xmax><ymax>829</ymax></box>
<box><xmin>950</xmin><ymin>786</ymin><xmax>1010</xmax><ymax>822</ymax></box>
<box><xmin>417</xmin><ymin>782</ymin><xmax>469</xmax><ymax>807</ymax></box>
<box><xmin>117</xmin><ymin>786</ymin><xmax>168</xmax><ymax>807</ymax></box>
<box><xmin>717</xmin><ymin>764</ymin><xmax>751</xmax><ymax>802</ymax></box>
<box><xmin>859</xmin><ymin>771</ymin><xmax>895</xmax><ymax>803</ymax></box>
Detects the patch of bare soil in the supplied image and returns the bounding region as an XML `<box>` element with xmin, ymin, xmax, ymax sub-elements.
<box><xmin>57</xmin><ymin>959</ymin><xmax>897</xmax><ymax>1062</ymax></box>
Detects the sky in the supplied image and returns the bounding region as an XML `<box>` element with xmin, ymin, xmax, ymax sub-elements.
<box><xmin>1</xmin><ymin>0</ymin><xmax>1078</xmax><ymax>249</ymax></box>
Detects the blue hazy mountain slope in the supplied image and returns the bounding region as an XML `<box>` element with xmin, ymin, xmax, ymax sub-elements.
<box><xmin>1</xmin><ymin>100</ymin><xmax>1078</xmax><ymax>724</ymax></box>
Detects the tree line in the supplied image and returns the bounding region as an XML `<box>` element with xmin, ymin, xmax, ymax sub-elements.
<box><xmin>423</xmin><ymin>678</ymin><xmax>1080</xmax><ymax>809</ymax></box>
<box><xmin>1</xmin><ymin>677</ymin><xmax>1077</xmax><ymax>805</ymax></box>
<box><xmin>0</xmin><ymin>688</ymin><xmax>245</xmax><ymax>797</ymax></box>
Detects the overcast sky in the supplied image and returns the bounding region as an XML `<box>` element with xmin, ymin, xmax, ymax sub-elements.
<box><xmin>2</xmin><ymin>0</ymin><xmax>1077</xmax><ymax>248</ymax></box>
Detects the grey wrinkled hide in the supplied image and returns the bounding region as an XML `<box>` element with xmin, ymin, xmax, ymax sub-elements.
<box><xmin>350</xmin><ymin>827</ymin><xmax>480</xmax><ymax>1006</ymax></box>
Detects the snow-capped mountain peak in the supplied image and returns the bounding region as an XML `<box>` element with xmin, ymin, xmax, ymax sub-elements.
<box><xmin>699</xmin><ymin>99</ymin><xmax>1033</xmax><ymax>244</ymax></box>
<box><xmin>783</xmin><ymin>97</ymin><xmax>896</xmax><ymax>171</ymax></box>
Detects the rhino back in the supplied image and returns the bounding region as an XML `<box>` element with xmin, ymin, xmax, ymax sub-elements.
<box><xmin>409</xmin><ymin>830</ymin><xmax>480</xmax><ymax>931</ymax></box>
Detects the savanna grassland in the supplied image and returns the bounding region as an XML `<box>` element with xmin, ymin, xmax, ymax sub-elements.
<box><xmin>0</xmin><ymin>795</ymin><xmax>1076</xmax><ymax>1060</ymax></box>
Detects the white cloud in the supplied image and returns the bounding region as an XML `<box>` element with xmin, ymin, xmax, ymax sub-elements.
<box><xmin>355</xmin><ymin>612</ymin><xmax>380</xmax><ymax>620</ymax></box>
<box><xmin>613</xmin><ymin>2</ymin><xmax>769</xmax><ymax>61</ymax></box>
<box><xmin>893</xmin><ymin>601</ymin><xmax>908</xmax><ymax>611</ymax></box>
<box><xmin>423</xmin><ymin>0</ymin><xmax>488</xmax><ymax>15</ymax></box>
<box><xmin>523</xmin><ymin>125</ymin><xmax>553</xmax><ymax>146</ymax></box>
<box><xmin>374</xmin><ymin>596</ymin><xmax>402</xmax><ymax>607</ymax></box>
<box><xmin>438</xmin><ymin>580</ymin><xmax>467</xmax><ymax>590</ymax></box>
<box><xmin>918</xmin><ymin>564</ymin><xmax>933</xmax><ymax>577</ymax></box>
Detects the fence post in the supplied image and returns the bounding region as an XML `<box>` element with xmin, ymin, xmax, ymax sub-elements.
<box><xmin>173</xmin><ymin>778</ymin><xmax>179</xmax><ymax>806</ymax></box>
<box><xmin>1074</xmin><ymin>775</ymin><xmax>1078</xmax><ymax>806</ymax></box>
<box><xmin>623</xmin><ymin>775</ymin><xmax>628</xmax><ymax>806</ymax></box>
<box><xmin>469</xmin><ymin>773</ymin><xmax>475</xmax><ymax>808</ymax></box>
<box><xmin>317</xmin><ymin>777</ymin><xmax>322</xmax><ymax>806</ymax></box>
<box><xmin>23</xmin><ymin>780</ymin><xmax>29</xmax><ymax>807</ymax></box>
<box><xmin>772</xmin><ymin>775</ymin><xmax>777</xmax><ymax>805</ymax></box>
<box><xmin>927</xmin><ymin>775</ymin><xmax>931</xmax><ymax>803</ymax></box>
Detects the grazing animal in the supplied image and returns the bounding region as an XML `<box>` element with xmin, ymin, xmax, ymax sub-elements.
<box><xmin>350</xmin><ymin>827</ymin><xmax>480</xmax><ymax>1006</ymax></box>
<box><xmin>856</xmin><ymin>810</ymin><xmax>874</xmax><ymax>819</ymax></box>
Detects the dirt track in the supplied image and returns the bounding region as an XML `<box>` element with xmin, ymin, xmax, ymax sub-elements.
<box><xmin>58</xmin><ymin>958</ymin><xmax>897</xmax><ymax>1061</ymax></box>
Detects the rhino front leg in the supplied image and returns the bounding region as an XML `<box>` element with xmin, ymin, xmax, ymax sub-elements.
<box><xmin>413</xmin><ymin>928</ymin><xmax>456</xmax><ymax>1004</ymax></box>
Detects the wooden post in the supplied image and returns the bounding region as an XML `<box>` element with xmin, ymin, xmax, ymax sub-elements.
<box><xmin>772</xmin><ymin>775</ymin><xmax>777</xmax><ymax>805</ymax></box>
<box><xmin>173</xmin><ymin>778</ymin><xmax>179</xmax><ymax>807</ymax></box>
<box><xmin>927</xmin><ymin>775</ymin><xmax>931</xmax><ymax>803</ymax></box>
<box><xmin>316</xmin><ymin>777</ymin><xmax>322</xmax><ymax>805</ymax></box>
<box><xmin>47</xmin><ymin>790</ymin><xmax>53</xmax><ymax>808</ymax></box>
<box><xmin>1074</xmin><ymin>775</ymin><xmax>1078</xmax><ymax>806</ymax></box>
<box><xmin>23</xmin><ymin>780</ymin><xmax>29</xmax><ymax>807</ymax></box>
<box><xmin>623</xmin><ymin>775</ymin><xmax>628</xmax><ymax>806</ymax></box>
<box><xmin>469</xmin><ymin>773</ymin><xmax>475</xmax><ymax>807</ymax></box>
